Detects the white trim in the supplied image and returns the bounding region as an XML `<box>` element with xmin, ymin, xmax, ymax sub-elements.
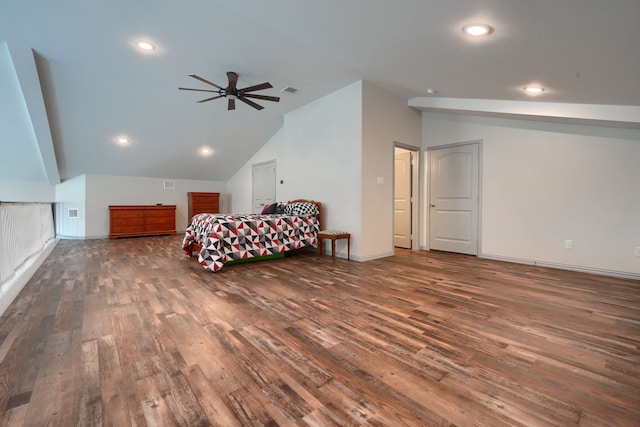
<box><xmin>357</xmin><ymin>251</ymin><xmax>394</xmax><ymax>262</ymax></box>
<box><xmin>251</xmin><ymin>159</ymin><xmax>277</xmax><ymax>213</ymax></box>
<box><xmin>426</xmin><ymin>139</ymin><xmax>482</xmax><ymax>255</ymax></box>
<box><xmin>0</xmin><ymin>239</ymin><xmax>57</xmax><ymax>316</ymax></box>
<box><xmin>393</xmin><ymin>142</ymin><xmax>421</xmax><ymax>251</ymax></box>
<box><xmin>481</xmin><ymin>253</ymin><xmax>640</xmax><ymax>281</ymax></box>
<box><xmin>409</xmin><ymin>97</ymin><xmax>640</xmax><ymax>128</ymax></box>
<box><xmin>7</xmin><ymin>45</ymin><xmax>61</xmax><ymax>184</ymax></box>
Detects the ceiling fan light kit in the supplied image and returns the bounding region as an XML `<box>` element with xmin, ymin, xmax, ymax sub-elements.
<box><xmin>179</xmin><ymin>71</ymin><xmax>280</xmax><ymax>111</ymax></box>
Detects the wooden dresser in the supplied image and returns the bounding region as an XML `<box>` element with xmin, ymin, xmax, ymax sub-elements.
<box><xmin>109</xmin><ymin>205</ymin><xmax>176</xmax><ymax>239</ymax></box>
<box><xmin>187</xmin><ymin>192</ymin><xmax>220</xmax><ymax>222</ymax></box>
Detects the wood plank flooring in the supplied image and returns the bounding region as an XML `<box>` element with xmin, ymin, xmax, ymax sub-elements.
<box><xmin>0</xmin><ymin>236</ymin><xmax>639</xmax><ymax>426</ymax></box>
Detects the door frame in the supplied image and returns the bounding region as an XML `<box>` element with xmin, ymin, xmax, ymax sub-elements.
<box><xmin>251</xmin><ymin>159</ymin><xmax>277</xmax><ymax>213</ymax></box>
<box><xmin>393</xmin><ymin>142</ymin><xmax>420</xmax><ymax>251</ymax></box>
<box><xmin>427</xmin><ymin>139</ymin><xmax>483</xmax><ymax>254</ymax></box>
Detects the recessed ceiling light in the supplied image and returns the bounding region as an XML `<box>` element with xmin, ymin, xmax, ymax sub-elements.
<box><xmin>524</xmin><ymin>86</ymin><xmax>545</xmax><ymax>94</ymax></box>
<box><xmin>199</xmin><ymin>146</ymin><xmax>213</xmax><ymax>156</ymax></box>
<box><xmin>116</xmin><ymin>136</ymin><xmax>129</xmax><ymax>146</ymax></box>
<box><xmin>463</xmin><ymin>24</ymin><xmax>493</xmax><ymax>36</ymax></box>
<box><xmin>136</xmin><ymin>41</ymin><xmax>155</xmax><ymax>51</ymax></box>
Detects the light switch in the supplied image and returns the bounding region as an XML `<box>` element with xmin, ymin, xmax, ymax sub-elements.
<box><xmin>376</xmin><ymin>176</ymin><xmax>384</xmax><ymax>185</ymax></box>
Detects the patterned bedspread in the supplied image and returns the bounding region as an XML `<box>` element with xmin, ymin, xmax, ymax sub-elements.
<box><xmin>182</xmin><ymin>213</ymin><xmax>320</xmax><ymax>272</ymax></box>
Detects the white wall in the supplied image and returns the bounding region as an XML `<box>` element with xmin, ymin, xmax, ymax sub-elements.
<box><xmin>227</xmin><ymin>128</ymin><xmax>285</xmax><ymax>213</ymax></box>
<box><xmin>0</xmin><ymin>43</ymin><xmax>47</xmax><ymax>182</ymax></box>
<box><xmin>361</xmin><ymin>81</ymin><xmax>422</xmax><ymax>260</ymax></box>
<box><xmin>228</xmin><ymin>80</ymin><xmax>423</xmax><ymax>261</ymax></box>
<box><xmin>422</xmin><ymin>112</ymin><xmax>640</xmax><ymax>277</ymax></box>
<box><xmin>84</xmin><ymin>175</ymin><xmax>227</xmax><ymax>238</ymax></box>
<box><xmin>53</xmin><ymin>174</ymin><xmax>226</xmax><ymax>239</ymax></box>
<box><xmin>0</xmin><ymin>179</ymin><xmax>55</xmax><ymax>202</ymax></box>
<box><xmin>55</xmin><ymin>174</ymin><xmax>86</xmax><ymax>238</ymax></box>
<box><xmin>228</xmin><ymin>81</ymin><xmax>363</xmax><ymax>259</ymax></box>
<box><xmin>283</xmin><ymin>81</ymin><xmax>362</xmax><ymax>244</ymax></box>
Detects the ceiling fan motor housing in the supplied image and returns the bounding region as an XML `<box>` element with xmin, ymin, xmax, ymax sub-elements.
<box><xmin>178</xmin><ymin>71</ymin><xmax>279</xmax><ymax>111</ymax></box>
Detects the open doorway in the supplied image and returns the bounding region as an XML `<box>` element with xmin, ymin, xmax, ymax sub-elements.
<box><xmin>394</xmin><ymin>145</ymin><xmax>419</xmax><ymax>249</ymax></box>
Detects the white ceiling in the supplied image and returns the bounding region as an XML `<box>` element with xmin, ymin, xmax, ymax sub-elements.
<box><xmin>1</xmin><ymin>0</ymin><xmax>639</xmax><ymax>183</ymax></box>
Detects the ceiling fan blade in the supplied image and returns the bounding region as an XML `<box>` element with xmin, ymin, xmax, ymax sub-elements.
<box><xmin>242</xmin><ymin>93</ymin><xmax>280</xmax><ymax>102</ymax></box>
<box><xmin>188</xmin><ymin>74</ymin><xmax>224</xmax><ymax>90</ymax></box>
<box><xmin>197</xmin><ymin>95</ymin><xmax>224</xmax><ymax>103</ymax></box>
<box><xmin>227</xmin><ymin>72</ymin><xmax>238</xmax><ymax>91</ymax></box>
<box><xmin>178</xmin><ymin>87</ymin><xmax>219</xmax><ymax>93</ymax></box>
<box><xmin>239</xmin><ymin>82</ymin><xmax>273</xmax><ymax>93</ymax></box>
<box><xmin>228</xmin><ymin>98</ymin><xmax>236</xmax><ymax>110</ymax></box>
<box><xmin>237</xmin><ymin>96</ymin><xmax>264</xmax><ymax>110</ymax></box>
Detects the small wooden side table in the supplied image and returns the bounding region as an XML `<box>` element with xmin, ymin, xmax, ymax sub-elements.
<box><xmin>317</xmin><ymin>230</ymin><xmax>350</xmax><ymax>262</ymax></box>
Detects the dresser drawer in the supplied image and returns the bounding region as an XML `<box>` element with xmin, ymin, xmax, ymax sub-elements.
<box><xmin>110</xmin><ymin>216</ymin><xmax>144</xmax><ymax>226</ymax></box>
<box><xmin>145</xmin><ymin>209</ymin><xmax>174</xmax><ymax>218</ymax></box>
<box><xmin>111</xmin><ymin>223</ymin><xmax>146</xmax><ymax>234</ymax></box>
<box><xmin>191</xmin><ymin>201</ymin><xmax>218</xmax><ymax>212</ymax></box>
<box><xmin>109</xmin><ymin>205</ymin><xmax>176</xmax><ymax>239</ymax></box>
<box><xmin>110</xmin><ymin>210</ymin><xmax>144</xmax><ymax>219</ymax></box>
<box><xmin>145</xmin><ymin>216</ymin><xmax>175</xmax><ymax>228</ymax></box>
<box><xmin>187</xmin><ymin>192</ymin><xmax>220</xmax><ymax>223</ymax></box>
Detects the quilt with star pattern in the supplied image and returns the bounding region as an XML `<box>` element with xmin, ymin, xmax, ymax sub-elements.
<box><xmin>182</xmin><ymin>213</ymin><xmax>320</xmax><ymax>272</ymax></box>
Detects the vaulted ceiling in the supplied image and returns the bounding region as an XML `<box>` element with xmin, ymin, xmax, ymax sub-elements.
<box><xmin>2</xmin><ymin>0</ymin><xmax>639</xmax><ymax>184</ymax></box>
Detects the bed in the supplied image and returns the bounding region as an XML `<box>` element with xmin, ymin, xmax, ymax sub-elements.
<box><xmin>182</xmin><ymin>199</ymin><xmax>322</xmax><ymax>272</ymax></box>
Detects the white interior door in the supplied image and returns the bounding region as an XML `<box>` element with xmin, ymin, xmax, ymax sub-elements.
<box><xmin>429</xmin><ymin>143</ymin><xmax>479</xmax><ymax>255</ymax></box>
<box><xmin>252</xmin><ymin>160</ymin><xmax>276</xmax><ymax>213</ymax></box>
<box><xmin>394</xmin><ymin>148</ymin><xmax>412</xmax><ymax>248</ymax></box>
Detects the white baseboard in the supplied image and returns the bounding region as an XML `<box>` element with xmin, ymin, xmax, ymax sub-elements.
<box><xmin>317</xmin><ymin>248</ymin><xmax>392</xmax><ymax>262</ymax></box>
<box><xmin>57</xmin><ymin>233</ymin><xmax>185</xmax><ymax>240</ymax></box>
<box><xmin>0</xmin><ymin>239</ymin><xmax>58</xmax><ymax>316</ymax></box>
<box><xmin>480</xmin><ymin>253</ymin><xmax>640</xmax><ymax>281</ymax></box>
<box><xmin>357</xmin><ymin>251</ymin><xmax>394</xmax><ymax>262</ymax></box>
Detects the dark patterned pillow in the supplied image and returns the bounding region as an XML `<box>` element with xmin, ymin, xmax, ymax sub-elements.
<box><xmin>284</xmin><ymin>202</ymin><xmax>318</xmax><ymax>217</ymax></box>
<box><xmin>262</xmin><ymin>203</ymin><xmax>279</xmax><ymax>214</ymax></box>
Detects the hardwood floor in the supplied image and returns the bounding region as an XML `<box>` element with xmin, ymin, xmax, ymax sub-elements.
<box><xmin>0</xmin><ymin>236</ymin><xmax>639</xmax><ymax>426</ymax></box>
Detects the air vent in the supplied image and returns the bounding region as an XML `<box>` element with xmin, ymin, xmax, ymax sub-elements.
<box><xmin>68</xmin><ymin>208</ymin><xmax>79</xmax><ymax>218</ymax></box>
<box><xmin>281</xmin><ymin>86</ymin><xmax>298</xmax><ymax>94</ymax></box>
<box><xmin>164</xmin><ymin>180</ymin><xmax>175</xmax><ymax>190</ymax></box>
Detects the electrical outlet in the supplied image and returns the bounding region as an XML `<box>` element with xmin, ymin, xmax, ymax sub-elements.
<box><xmin>564</xmin><ymin>240</ymin><xmax>573</xmax><ymax>249</ymax></box>
<box><xmin>635</xmin><ymin>246</ymin><xmax>640</xmax><ymax>257</ymax></box>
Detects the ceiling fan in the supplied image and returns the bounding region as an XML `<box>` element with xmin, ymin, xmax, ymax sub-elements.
<box><xmin>178</xmin><ymin>71</ymin><xmax>280</xmax><ymax>111</ymax></box>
